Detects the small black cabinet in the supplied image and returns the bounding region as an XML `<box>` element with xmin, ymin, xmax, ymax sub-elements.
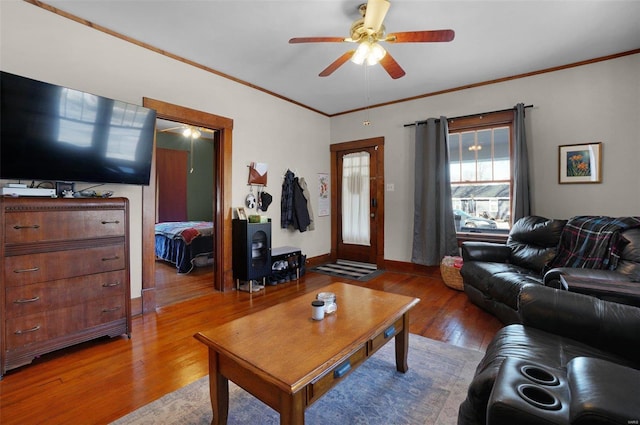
<box><xmin>232</xmin><ymin>219</ymin><xmax>272</xmax><ymax>286</ymax></box>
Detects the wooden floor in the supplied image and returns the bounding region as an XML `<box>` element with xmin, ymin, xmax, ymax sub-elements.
<box><xmin>0</xmin><ymin>267</ymin><xmax>502</xmax><ymax>425</ymax></box>
<box><xmin>154</xmin><ymin>260</ymin><xmax>215</xmax><ymax>307</ymax></box>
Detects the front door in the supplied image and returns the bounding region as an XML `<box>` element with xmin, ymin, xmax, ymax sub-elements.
<box><xmin>331</xmin><ymin>137</ymin><xmax>384</xmax><ymax>266</ymax></box>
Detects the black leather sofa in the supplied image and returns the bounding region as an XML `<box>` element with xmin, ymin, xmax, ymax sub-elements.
<box><xmin>458</xmin><ymin>284</ymin><xmax>640</xmax><ymax>425</ymax></box>
<box><xmin>460</xmin><ymin>216</ymin><xmax>567</xmax><ymax>324</ymax></box>
<box><xmin>460</xmin><ymin>216</ymin><xmax>640</xmax><ymax>324</ymax></box>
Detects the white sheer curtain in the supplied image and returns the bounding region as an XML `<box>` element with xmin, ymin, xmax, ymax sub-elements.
<box><xmin>342</xmin><ymin>151</ymin><xmax>370</xmax><ymax>245</ymax></box>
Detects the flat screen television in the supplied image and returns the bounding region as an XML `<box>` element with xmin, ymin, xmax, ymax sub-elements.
<box><xmin>0</xmin><ymin>71</ymin><xmax>156</xmax><ymax>185</ymax></box>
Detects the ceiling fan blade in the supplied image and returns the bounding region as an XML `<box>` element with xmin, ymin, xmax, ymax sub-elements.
<box><xmin>319</xmin><ymin>51</ymin><xmax>355</xmax><ymax>77</ymax></box>
<box><xmin>289</xmin><ymin>37</ymin><xmax>346</xmax><ymax>44</ymax></box>
<box><xmin>364</xmin><ymin>0</ymin><xmax>390</xmax><ymax>32</ymax></box>
<box><xmin>379</xmin><ymin>52</ymin><xmax>406</xmax><ymax>79</ymax></box>
<box><xmin>386</xmin><ymin>29</ymin><xmax>455</xmax><ymax>43</ymax></box>
<box><xmin>159</xmin><ymin>126</ymin><xmax>184</xmax><ymax>133</ymax></box>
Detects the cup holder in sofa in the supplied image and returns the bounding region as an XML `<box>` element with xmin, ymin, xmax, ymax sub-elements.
<box><xmin>517</xmin><ymin>383</ymin><xmax>562</xmax><ymax>411</ymax></box>
<box><xmin>487</xmin><ymin>358</ymin><xmax>569</xmax><ymax>424</ymax></box>
<box><xmin>520</xmin><ymin>364</ymin><xmax>560</xmax><ymax>386</ymax></box>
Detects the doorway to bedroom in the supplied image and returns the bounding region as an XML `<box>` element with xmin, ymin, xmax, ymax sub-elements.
<box><xmin>154</xmin><ymin>119</ymin><xmax>216</xmax><ymax>307</ymax></box>
<box><xmin>142</xmin><ymin>98</ymin><xmax>234</xmax><ymax>313</ymax></box>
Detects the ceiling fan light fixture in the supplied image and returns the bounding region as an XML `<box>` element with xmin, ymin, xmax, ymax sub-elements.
<box><xmin>351</xmin><ymin>41</ymin><xmax>371</xmax><ymax>65</ymax></box>
<box><xmin>351</xmin><ymin>41</ymin><xmax>386</xmax><ymax>66</ymax></box>
<box><xmin>367</xmin><ymin>42</ymin><xmax>386</xmax><ymax>65</ymax></box>
<box><xmin>182</xmin><ymin>126</ymin><xmax>202</xmax><ymax>139</ymax></box>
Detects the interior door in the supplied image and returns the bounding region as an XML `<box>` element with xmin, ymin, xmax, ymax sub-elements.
<box><xmin>156</xmin><ymin>148</ymin><xmax>188</xmax><ymax>222</ymax></box>
<box><xmin>332</xmin><ymin>138</ymin><xmax>384</xmax><ymax>265</ymax></box>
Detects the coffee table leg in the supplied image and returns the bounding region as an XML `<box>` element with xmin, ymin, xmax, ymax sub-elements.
<box><xmin>208</xmin><ymin>348</ymin><xmax>229</xmax><ymax>425</ymax></box>
<box><xmin>279</xmin><ymin>391</ymin><xmax>305</xmax><ymax>425</ymax></box>
<box><xmin>395</xmin><ymin>313</ymin><xmax>410</xmax><ymax>373</ymax></box>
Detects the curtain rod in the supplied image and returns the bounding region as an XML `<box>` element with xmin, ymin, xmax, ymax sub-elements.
<box><xmin>403</xmin><ymin>104</ymin><xmax>534</xmax><ymax>127</ymax></box>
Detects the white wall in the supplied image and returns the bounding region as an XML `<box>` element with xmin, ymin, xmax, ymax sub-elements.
<box><xmin>330</xmin><ymin>54</ymin><xmax>640</xmax><ymax>262</ymax></box>
<box><xmin>1</xmin><ymin>1</ymin><xmax>331</xmax><ymax>299</ymax></box>
<box><xmin>2</xmin><ymin>1</ymin><xmax>638</xmax><ymax>288</ymax></box>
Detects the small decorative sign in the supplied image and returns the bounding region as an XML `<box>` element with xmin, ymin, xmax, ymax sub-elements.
<box><xmin>318</xmin><ymin>173</ymin><xmax>330</xmax><ymax>216</ymax></box>
<box><xmin>558</xmin><ymin>142</ymin><xmax>602</xmax><ymax>184</ymax></box>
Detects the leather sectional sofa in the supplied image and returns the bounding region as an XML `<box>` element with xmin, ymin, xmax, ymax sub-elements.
<box><xmin>457</xmin><ymin>216</ymin><xmax>640</xmax><ymax>424</ymax></box>
<box><xmin>458</xmin><ymin>284</ymin><xmax>640</xmax><ymax>425</ymax></box>
<box><xmin>460</xmin><ymin>215</ymin><xmax>640</xmax><ymax>324</ymax></box>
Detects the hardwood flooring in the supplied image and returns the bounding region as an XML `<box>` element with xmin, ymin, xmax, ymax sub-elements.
<box><xmin>0</xmin><ymin>267</ymin><xmax>502</xmax><ymax>425</ymax></box>
<box><xmin>154</xmin><ymin>260</ymin><xmax>216</xmax><ymax>307</ymax></box>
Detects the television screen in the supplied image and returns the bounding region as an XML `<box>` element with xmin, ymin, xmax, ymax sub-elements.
<box><xmin>0</xmin><ymin>71</ymin><xmax>156</xmax><ymax>185</ymax></box>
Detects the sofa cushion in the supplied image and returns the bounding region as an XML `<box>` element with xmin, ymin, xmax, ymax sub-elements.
<box><xmin>567</xmin><ymin>357</ymin><xmax>640</xmax><ymax>425</ymax></box>
<box><xmin>486</xmin><ymin>273</ymin><xmax>543</xmax><ymax>310</ymax></box>
<box><xmin>460</xmin><ymin>262</ymin><xmax>524</xmax><ymax>293</ymax></box>
<box><xmin>507</xmin><ymin>216</ymin><xmax>567</xmax><ymax>273</ymax></box>
<box><xmin>616</xmin><ymin>228</ymin><xmax>640</xmax><ymax>280</ymax></box>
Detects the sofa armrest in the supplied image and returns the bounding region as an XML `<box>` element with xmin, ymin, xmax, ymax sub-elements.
<box><xmin>518</xmin><ymin>284</ymin><xmax>640</xmax><ymax>363</ymax></box>
<box><xmin>543</xmin><ymin>267</ymin><xmax>631</xmax><ymax>288</ymax></box>
<box><xmin>461</xmin><ymin>241</ymin><xmax>511</xmax><ymax>263</ymax></box>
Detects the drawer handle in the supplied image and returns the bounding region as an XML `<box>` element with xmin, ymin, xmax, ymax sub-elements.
<box><xmin>13</xmin><ymin>224</ymin><xmax>40</xmax><ymax>230</ymax></box>
<box><xmin>14</xmin><ymin>267</ymin><xmax>40</xmax><ymax>273</ymax></box>
<box><xmin>384</xmin><ymin>325</ymin><xmax>396</xmax><ymax>339</ymax></box>
<box><xmin>102</xmin><ymin>281</ymin><xmax>121</xmax><ymax>288</ymax></box>
<box><xmin>101</xmin><ymin>220</ymin><xmax>120</xmax><ymax>225</ymax></box>
<box><xmin>102</xmin><ymin>256</ymin><xmax>120</xmax><ymax>262</ymax></box>
<box><xmin>333</xmin><ymin>361</ymin><xmax>352</xmax><ymax>379</ymax></box>
<box><xmin>102</xmin><ymin>306</ymin><xmax>121</xmax><ymax>313</ymax></box>
<box><xmin>15</xmin><ymin>324</ymin><xmax>41</xmax><ymax>335</ymax></box>
<box><xmin>14</xmin><ymin>296</ymin><xmax>41</xmax><ymax>304</ymax></box>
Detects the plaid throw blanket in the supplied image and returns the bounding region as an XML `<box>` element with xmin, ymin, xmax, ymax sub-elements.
<box><xmin>547</xmin><ymin>216</ymin><xmax>640</xmax><ymax>270</ymax></box>
<box><xmin>155</xmin><ymin>221</ymin><xmax>214</xmax><ymax>244</ymax></box>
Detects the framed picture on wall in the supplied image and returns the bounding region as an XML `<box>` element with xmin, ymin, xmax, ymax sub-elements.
<box><xmin>235</xmin><ymin>207</ymin><xmax>247</xmax><ymax>220</ymax></box>
<box><xmin>558</xmin><ymin>142</ymin><xmax>602</xmax><ymax>184</ymax></box>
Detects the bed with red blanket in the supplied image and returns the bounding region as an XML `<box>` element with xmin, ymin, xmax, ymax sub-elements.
<box><xmin>155</xmin><ymin>221</ymin><xmax>214</xmax><ymax>273</ymax></box>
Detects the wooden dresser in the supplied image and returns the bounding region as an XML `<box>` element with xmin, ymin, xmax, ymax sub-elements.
<box><xmin>0</xmin><ymin>197</ymin><xmax>131</xmax><ymax>377</ymax></box>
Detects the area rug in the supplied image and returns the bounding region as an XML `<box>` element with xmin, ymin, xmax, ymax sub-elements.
<box><xmin>111</xmin><ymin>334</ymin><xmax>483</xmax><ymax>425</ymax></box>
<box><xmin>310</xmin><ymin>259</ymin><xmax>384</xmax><ymax>281</ymax></box>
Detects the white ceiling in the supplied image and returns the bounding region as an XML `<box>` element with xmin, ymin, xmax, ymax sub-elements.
<box><xmin>44</xmin><ymin>0</ymin><xmax>640</xmax><ymax>116</ymax></box>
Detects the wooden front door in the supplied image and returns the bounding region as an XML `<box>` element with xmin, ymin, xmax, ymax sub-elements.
<box><xmin>331</xmin><ymin>137</ymin><xmax>384</xmax><ymax>266</ymax></box>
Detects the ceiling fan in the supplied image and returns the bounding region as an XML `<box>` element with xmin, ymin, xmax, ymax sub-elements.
<box><xmin>158</xmin><ymin>124</ymin><xmax>214</xmax><ymax>139</ymax></box>
<box><xmin>289</xmin><ymin>0</ymin><xmax>454</xmax><ymax>79</ymax></box>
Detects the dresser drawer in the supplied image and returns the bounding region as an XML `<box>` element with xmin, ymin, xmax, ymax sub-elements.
<box><xmin>5</xmin><ymin>270</ymin><xmax>127</xmax><ymax>318</ymax></box>
<box><xmin>5</xmin><ymin>294</ymin><xmax>127</xmax><ymax>349</ymax></box>
<box><xmin>4</xmin><ymin>244</ymin><xmax>126</xmax><ymax>286</ymax></box>
<box><xmin>307</xmin><ymin>344</ymin><xmax>367</xmax><ymax>405</ymax></box>
<box><xmin>4</xmin><ymin>209</ymin><xmax>125</xmax><ymax>244</ymax></box>
<box><xmin>369</xmin><ymin>317</ymin><xmax>404</xmax><ymax>353</ymax></box>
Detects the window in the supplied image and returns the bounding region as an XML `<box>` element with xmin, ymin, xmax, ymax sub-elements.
<box><xmin>448</xmin><ymin>111</ymin><xmax>514</xmax><ymax>234</ymax></box>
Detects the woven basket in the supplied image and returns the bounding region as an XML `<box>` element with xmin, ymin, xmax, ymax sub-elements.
<box><xmin>440</xmin><ymin>262</ymin><xmax>464</xmax><ymax>291</ymax></box>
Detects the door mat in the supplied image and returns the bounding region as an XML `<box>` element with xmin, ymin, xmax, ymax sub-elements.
<box><xmin>310</xmin><ymin>259</ymin><xmax>383</xmax><ymax>282</ymax></box>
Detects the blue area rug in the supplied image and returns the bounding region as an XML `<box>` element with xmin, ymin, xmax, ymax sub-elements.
<box><xmin>112</xmin><ymin>334</ymin><xmax>484</xmax><ymax>425</ymax></box>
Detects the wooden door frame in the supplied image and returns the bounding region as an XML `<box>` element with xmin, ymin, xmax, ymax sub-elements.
<box><xmin>141</xmin><ymin>98</ymin><xmax>234</xmax><ymax>314</ymax></box>
<box><xmin>330</xmin><ymin>137</ymin><xmax>385</xmax><ymax>267</ymax></box>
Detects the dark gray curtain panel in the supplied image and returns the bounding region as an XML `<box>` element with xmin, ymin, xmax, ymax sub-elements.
<box><xmin>512</xmin><ymin>103</ymin><xmax>531</xmax><ymax>221</ymax></box>
<box><xmin>412</xmin><ymin>117</ymin><xmax>458</xmax><ymax>266</ymax></box>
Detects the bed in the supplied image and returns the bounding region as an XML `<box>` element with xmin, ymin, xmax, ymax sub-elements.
<box><xmin>155</xmin><ymin>221</ymin><xmax>214</xmax><ymax>274</ymax></box>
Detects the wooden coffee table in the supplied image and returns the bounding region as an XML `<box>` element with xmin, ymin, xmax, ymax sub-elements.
<box><xmin>194</xmin><ymin>282</ymin><xmax>420</xmax><ymax>425</ymax></box>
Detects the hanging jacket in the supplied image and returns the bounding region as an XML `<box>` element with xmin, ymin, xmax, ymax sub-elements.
<box><xmin>292</xmin><ymin>177</ymin><xmax>311</xmax><ymax>232</ymax></box>
<box><xmin>298</xmin><ymin>177</ymin><xmax>315</xmax><ymax>231</ymax></box>
<box><xmin>281</xmin><ymin>170</ymin><xmax>295</xmax><ymax>228</ymax></box>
